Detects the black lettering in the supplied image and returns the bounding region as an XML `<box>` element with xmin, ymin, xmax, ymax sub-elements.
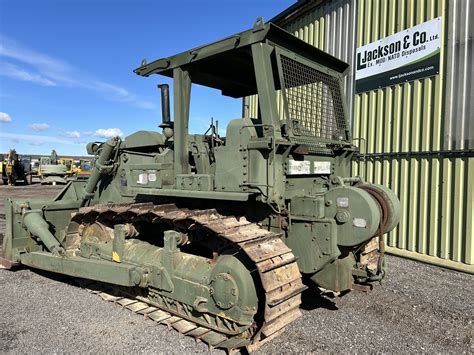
<box><xmin>413</xmin><ymin>31</ymin><xmax>427</xmax><ymax>45</ymax></box>
<box><xmin>403</xmin><ymin>35</ymin><xmax>410</xmax><ymax>49</ymax></box>
<box><xmin>356</xmin><ymin>52</ymin><xmax>366</xmax><ymax>70</ymax></box>
<box><xmin>413</xmin><ymin>31</ymin><xmax>419</xmax><ymax>45</ymax></box>
<box><xmin>420</xmin><ymin>31</ymin><xmax>426</xmax><ymax>43</ymax></box>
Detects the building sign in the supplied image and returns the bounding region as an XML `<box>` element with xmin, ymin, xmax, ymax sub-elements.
<box><xmin>355</xmin><ymin>17</ymin><xmax>441</xmax><ymax>94</ymax></box>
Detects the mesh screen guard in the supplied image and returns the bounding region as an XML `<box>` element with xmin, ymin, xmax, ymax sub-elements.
<box><xmin>280</xmin><ymin>55</ymin><xmax>348</xmax><ymax>141</ymax></box>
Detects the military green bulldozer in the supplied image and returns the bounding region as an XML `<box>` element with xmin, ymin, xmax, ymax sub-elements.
<box><xmin>1</xmin><ymin>19</ymin><xmax>400</xmax><ymax>351</ymax></box>
<box><xmin>38</xmin><ymin>150</ymin><xmax>69</xmax><ymax>185</ymax></box>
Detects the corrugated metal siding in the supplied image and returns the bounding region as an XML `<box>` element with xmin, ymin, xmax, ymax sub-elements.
<box><xmin>252</xmin><ymin>0</ymin><xmax>473</xmax><ymax>271</ymax></box>
<box><xmin>357</xmin><ymin>155</ymin><xmax>473</xmax><ymax>268</ymax></box>
<box><xmin>443</xmin><ymin>0</ymin><xmax>474</xmax><ymax>149</ymax></box>
<box><xmin>353</xmin><ymin>0</ymin><xmax>473</xmax><ymax>270</ymax></box>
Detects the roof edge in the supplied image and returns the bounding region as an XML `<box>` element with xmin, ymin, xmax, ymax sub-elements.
<box><xmin>270</xmin><ymin>0</ymin><xmax>327</xmax><ymax>27</ymax></box>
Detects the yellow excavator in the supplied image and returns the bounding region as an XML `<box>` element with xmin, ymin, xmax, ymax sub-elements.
<box><xmin>74</xmin><ymin>159</ymin><xmax>92</xmax><ymax>180</ymax></box>
<box><xmin>59</xmin><ymin>157</ymin><xmax>75</xmax><ymax>178</ymax></box>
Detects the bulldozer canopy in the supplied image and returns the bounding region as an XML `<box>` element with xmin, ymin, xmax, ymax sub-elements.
<box><xmin>134</xmin><ymin>22</ymin><xmax>349</xmax><ymax>98</ymax></box>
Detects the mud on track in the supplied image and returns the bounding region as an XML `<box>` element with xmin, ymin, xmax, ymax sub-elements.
<box><xmin>1</xmin><ymin>184</ymin><xmax>472</xmax><ymax>353</ymax></box>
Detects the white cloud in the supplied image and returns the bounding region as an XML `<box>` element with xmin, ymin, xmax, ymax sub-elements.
<box><xmin>0</xmin><ymin>35</ymin><xmax>156</xmax><ymax>109</ymax></box>
<box><xmin>0</xmin><ymin>112</ymin><xmax>12</xmax><ymax>122</ymax></box>
<box><xmin>28</xmin><ymin>123</ymin><xmax>50</xmax><ymax>131</ymax></box>
<box><xmin>61</xmin><ymin>130</ymin><xmax>81</xmax><ymax>138</ymax></box>
<box><xmin>0</xmin><ymin>62</ymin><xmax>56</xmax><ymax>86</ymax></box>
<box><xmin>92</xmin><ymin>128</ymin><xmax>123</xmax><ymax>138</ymax></box>
<box><xmin>0</xmin><ymin>37</ymin><xmax>72</xmax><ymax>74</ymax></box>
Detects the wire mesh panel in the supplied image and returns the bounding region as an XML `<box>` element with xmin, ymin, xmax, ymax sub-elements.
<box><xmin>280</xmin><ymin>55</ymin><xmax>348</xmax><ymax>141</ymax></box>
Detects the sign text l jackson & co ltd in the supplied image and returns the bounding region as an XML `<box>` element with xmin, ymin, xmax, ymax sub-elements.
<box><xmin>355</xmin><ymin>17</ymin><xmax>441</xmax><ymax>94</ymax></box>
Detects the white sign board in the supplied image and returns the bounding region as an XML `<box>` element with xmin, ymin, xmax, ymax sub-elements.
<box><xmin>355</xmin><ymin>17</ymin><xmax>441</xmax><ymax>93</ymax></box>
<box><xmin>313</xmin><ymin>161</ymin><xmax>331</xmax><ymax>174</ymax></box>
<box><xmin>288</xmin><ymin>160</ymin><xmax>311</xmax><ymax>175</ymax></box>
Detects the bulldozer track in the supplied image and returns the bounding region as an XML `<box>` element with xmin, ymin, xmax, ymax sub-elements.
<box><xmin>71</xmin><ymin>203</ymin><xmax>306</xmax><ymax>351</ymax></box>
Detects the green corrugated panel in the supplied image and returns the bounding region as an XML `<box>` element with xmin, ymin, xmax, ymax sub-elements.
<box><xmin>428</xmin><ymin>157</ymin><xmax>441</xmax><ymax>257</ymax></box>
<box><xmin>418</xmin><ymin>158</ymin><xmax>429</xmax><ymax>254</ymax></box>
<box><xmin>249</xmin><ymin>95</ymin><xmax>258</xmax><ymax>118</ymax></box>
<box><xmin>466</xmin><ymin>158</ymin><xmax>474</xmax><ymax>264</ymax></box>
<box><xmin>363</xmin><ymin>155</ymin><xmax>473</xmax><ymax>269</ymax></box>
<box><xmin>452</xmin><ymin>158</ymin><xmax>464</xmax><ymax>262</ymax></box>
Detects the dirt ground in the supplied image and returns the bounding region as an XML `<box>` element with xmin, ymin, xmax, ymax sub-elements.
<box><xmin>0</xmin><ymin>184</ymin><xmax>472</xmax><ymax>353</ymax></box>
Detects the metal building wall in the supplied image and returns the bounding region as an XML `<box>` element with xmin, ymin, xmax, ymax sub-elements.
<box><xmin>352</xmin><ymin>0</ymin><xmax>473</xmax><ymax>272</ymax></box>
<box><xmin>444</xmin><ymin>0</ymin><xmax>474</xmax><ymax>149</ymax></box>
<box><xmin>252</xmin><ymin>0</ymin><xmax>474</xmax><ymax>272</ymax></box>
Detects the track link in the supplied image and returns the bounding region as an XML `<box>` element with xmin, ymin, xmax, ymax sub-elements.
<box><xmin>71</xmin><ymin>203</ymin><xmax>306</xmax><ymax>351</ymax></box>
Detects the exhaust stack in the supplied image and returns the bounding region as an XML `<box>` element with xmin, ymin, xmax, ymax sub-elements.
<box><xmin>158</xmin><ymin>84</ymin><xmax>173</xmax><ymax>139</ymax></box>
<box><xmin>158</xmin><ymin>84</ymin><xmax>171</xmax><ymax>125</ymax></box>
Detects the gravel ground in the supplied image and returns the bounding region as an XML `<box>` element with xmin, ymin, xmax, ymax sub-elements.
<box><xmin>1</xmin><ymin>184</ymin><xmax>473</xmax><ymax>353</ymax></box>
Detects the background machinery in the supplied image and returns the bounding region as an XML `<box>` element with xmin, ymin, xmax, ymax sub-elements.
<box><xmin>1</xmin><ymin>149</ymin><xmax>33</xmax><ymax>185</ymax></box>
<box><xmin>59</xmin><ymin>157</ymin><xmax>75</xmax><ymax>179</ymax></box>
<box><xmin>74</xmin><ymin>159</ymin><xmax>93</xmax><ymax>180</ymax></box>
<box><xmin>30</xmin><ymin>159</ymin><xmax>40</xmax><ymax>176</ymax></box>
<box><xmin>1</xmin><ymin>20</ymin><xmax>400</xmax><ymax>351</ymax></box>
<box><xmin>38</xmin><ymin>150</ymin><xmax>68</xmax><ymax>185</ymax></box>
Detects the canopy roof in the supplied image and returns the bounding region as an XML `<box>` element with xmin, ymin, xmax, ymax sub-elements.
<box><xmin>134</xmin><ymin>21</ymin><xmax>349</xmax><ymax>98</ymax></box>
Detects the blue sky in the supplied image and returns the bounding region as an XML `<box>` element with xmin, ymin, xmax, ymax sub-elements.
<box><xmin>0</xmin><ymin>0</ymin><xmax>294</xmax><ymax>156</ymax></box>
